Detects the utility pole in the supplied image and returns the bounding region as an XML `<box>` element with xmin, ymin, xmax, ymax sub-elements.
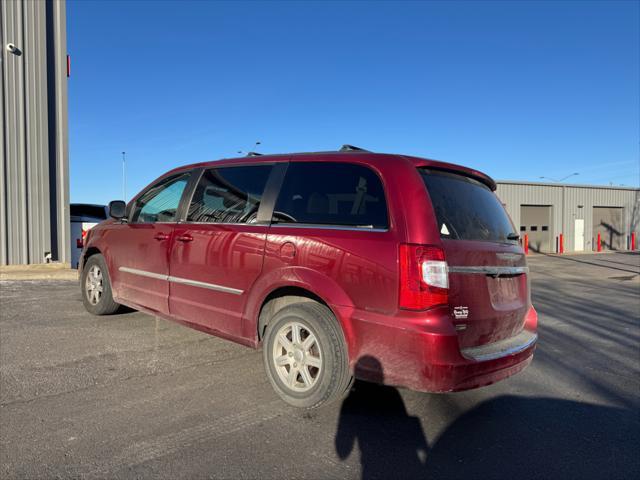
<box><xmin>122</xmin><ymin>151</ymin><xmax>126</xmax><ymax>201</ymax></box>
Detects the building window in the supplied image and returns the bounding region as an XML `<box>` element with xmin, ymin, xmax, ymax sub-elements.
<box><xmin>541</xmin><ymin>226</ymin><xmax>549</xmax><ymax>231</ymax></box>
<box><xmin>520</xmin><ymin>226</ymin><xmax>526</xmax><ymax>231</ymax></box>
<box><xmin>530</xmin><ymin>226</ymin><xmax>538</xmax><ymax>231</ymax></box>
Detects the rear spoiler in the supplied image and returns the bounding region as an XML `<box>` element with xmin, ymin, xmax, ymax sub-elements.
<box><xmin>419</xmin><ymin>166</ymin><xmax>497</xmax><ymax>191</ymax></box>
<box><xmin>403</xmin><ymin>156</ymin><xmax>497</xmax><ymax>191</ymax></box>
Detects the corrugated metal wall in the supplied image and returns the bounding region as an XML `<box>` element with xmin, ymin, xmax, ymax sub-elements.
<box><xmin>497</xmin><ymin>182</ymin><xmax>640</xmax><ymax>253</ymax></box>
<box><xmin>0</xmin><ymin>0</ymin><xmax>69</xmax><ymax>265</ymax></box>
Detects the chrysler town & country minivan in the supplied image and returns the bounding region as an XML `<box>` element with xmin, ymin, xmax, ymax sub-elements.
<box><xmin>80</xmin><ymin>147</ymin><xmax>537</xmax><ymax>408</ymax></box>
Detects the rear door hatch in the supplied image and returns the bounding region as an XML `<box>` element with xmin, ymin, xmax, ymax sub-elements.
<box><xmin>420</xmin><ymin>169</ymin><xmax>529</xmax><ymax>348</ymax></box>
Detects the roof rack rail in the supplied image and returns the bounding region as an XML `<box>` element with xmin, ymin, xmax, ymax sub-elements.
<box><xmin>339</xmin><ymin>144</ymin><xmax>370</xmax><ymax>152</ymax></box>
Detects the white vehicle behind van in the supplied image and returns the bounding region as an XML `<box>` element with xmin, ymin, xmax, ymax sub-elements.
<box><xmin>70</xmin><ymin>204</ymin><xmax>107</xmax><ymax>268</ymax></box>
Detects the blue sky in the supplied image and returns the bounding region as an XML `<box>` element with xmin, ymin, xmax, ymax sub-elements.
<box><xmin>67</xmin><ymin>0</ymin><xmax>639</xmax><ymax>204</ymax></box>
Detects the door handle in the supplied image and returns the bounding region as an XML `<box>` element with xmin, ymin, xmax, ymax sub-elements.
<box><xmin>176</xmin><ymin>234</ymin><xmax>193</xmax><ymax>243</ymax></box>
<box><xmin>153</xmin><ymin>232</ymin><xmax>169</xmax><ymax>241</ymax></box>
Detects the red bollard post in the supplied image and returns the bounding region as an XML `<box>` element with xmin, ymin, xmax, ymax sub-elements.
<box><xmin>524</xmin><ymin>234</ymin><xmax>529</xmax><ymax>255</ymax></box>
<box><xmin>559</xmin><ymin>234</ymin><xmax>564</xmax><ymax>254</ymax></box>
<box><xmin>597</xmin><ymin>232</ymin><xmax>602</xmax><ymax>252</ymax></box>
<box><xmin>632</xmin><ymin>232</ymin><xmax>636</xmax><ymax>251</ymax></box>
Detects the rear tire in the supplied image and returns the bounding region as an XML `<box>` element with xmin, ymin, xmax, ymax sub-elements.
<box><xmin>263</xmin><ymin>302</ymin><xmax>352</xmax><ymax>409</ymax></box>
<box><xmin>81</xmin><ymin>254</ymin><xmax>120</xmax><ymax>315</ymax></box>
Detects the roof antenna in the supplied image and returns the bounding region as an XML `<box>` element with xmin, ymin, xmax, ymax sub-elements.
<box><xmin>238</xmin><ymin>141</ymin><xmax>262</xmax><ymax>156</ymax></box>
<box><xmin>339</xmin><ymin>144</ymin><xmax>370</xmax><ymax>152</ymax></box>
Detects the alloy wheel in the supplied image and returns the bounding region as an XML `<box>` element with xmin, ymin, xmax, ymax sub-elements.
<box><xmin>85</xmin><ymin>265</ymin><xmax>103</xmax><ymax>305</ymax></box>
<box><xmin>272</xmin><ymin>321</ymin><xmax>323</xmax><ymax>392</ymax></box>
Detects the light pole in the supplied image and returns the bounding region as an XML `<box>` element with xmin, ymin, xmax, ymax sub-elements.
<box><xmin>122</xmin><ymin>151</ymin><xmax>126</xmax><ymax>201</ymax></box>
<box><xmin>539</xmin><ymin>173</ymin><xmax>579</xmax><ymax>183</ymax></box>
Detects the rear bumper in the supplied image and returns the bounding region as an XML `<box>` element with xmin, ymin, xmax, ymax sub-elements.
<box><xmin>335</xmin><ymin>304</ymin><xmax>538</xmax><ymax>393</ymax></box>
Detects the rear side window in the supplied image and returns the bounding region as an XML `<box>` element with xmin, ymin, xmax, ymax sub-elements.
<box><xmin>273</xmin><ymin>162</ymin><xmax>388</xmax><ymax>229</ymax></box>
<box><xmin>187</xmin><ymin>165</ymin><xmax>272</xmax><ymax>223</ymax></box>
<box><xmin>420</xmin><ymin>169</ymin><xmax>517</xmax><ymax>243</ymax></box>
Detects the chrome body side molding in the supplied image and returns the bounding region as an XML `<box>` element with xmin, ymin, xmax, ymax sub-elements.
<box><xmin>118</xmin><ymin>267</ymin><xmax>243</xmax><ymax>295</ymax></box>
<box><xmin>167</xmin><ymin>275</ymin><xmax>243</xmax><ymax>295</ymax></box>
<box><xmin>118</xmin><ymin>266</ymin><xmax>168</xmax><ymax>281</ymax></box>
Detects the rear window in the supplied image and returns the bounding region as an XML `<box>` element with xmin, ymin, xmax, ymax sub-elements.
<box><xmin>420</xmin><ymin>169</ymin><xmax>517</xmax><ymax>243</ymax></box>
<box><xmin>273</xmin><ymin>162</ymin><xmax>388</xmax><ymax>229</ymax></box>
<box><xmin>70</xmin><ymin>204</ymin><xmax>107</xmax><ymax>219</ymax></box>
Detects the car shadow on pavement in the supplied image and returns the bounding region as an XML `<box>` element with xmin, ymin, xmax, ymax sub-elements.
<box><xmin>426</xmin><ymin>395</ymin><xmax>639</xmax><ymax>480</ymax></box>
<box><xmin>334</xmin><ymin>358</ymin><xmax>639</xmax><ymax>480</ymax></box>
<box><xmin>335</xmin><ymin>357</ymin><xmax>428</xmax><ymax>479</ymax></box>
<box><xmin>535</xmin><ymin>252</ymin><xmax>639</xmax><ymax>274</ymax></box>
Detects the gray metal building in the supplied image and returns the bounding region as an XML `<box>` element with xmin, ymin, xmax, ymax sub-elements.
<box><xmin>496</xmin><ymin>181</ymin><xmax>640</xmax><ymax>254</ymax></box>
<box><xmin>0</xmin><ymin>0</ymin><xmax>69</xmax><ymax>265</ymax></box>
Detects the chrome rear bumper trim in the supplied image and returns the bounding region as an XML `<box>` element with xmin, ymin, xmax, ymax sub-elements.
<box><xmin>448</xmin><ymin>266</ymin><xmax>529</xmax><ymax>275</ymax></box>
<box><xmin>461</xmin><ymin>330</ymin><xmax>537</xmax><ymax>362</ymax></box>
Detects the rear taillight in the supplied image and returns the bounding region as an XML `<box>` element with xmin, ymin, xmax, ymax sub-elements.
<box><xmin>77</xmin><ymin>229</ymin><xmax>88</xmax><ymax>249</ymax></box>
<box><xmin>399</xmin><ymin>244</ymin><xmax>449</xmax><ymax>310</ymax></box>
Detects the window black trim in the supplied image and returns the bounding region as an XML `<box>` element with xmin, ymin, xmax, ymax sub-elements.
<box><xmin>176</xmin><ymin>168</ymin><xmax>204</xmax><ymax>222</ymax></box>
<box><xmin>270</xmin><ymin>223</ymin><xmax>388</xmax><ymax>232</ymax></box>
<box><xmin>258</xmin><ymin>162</ymin><xmax>288</xmax><ymax>224</ymax></box>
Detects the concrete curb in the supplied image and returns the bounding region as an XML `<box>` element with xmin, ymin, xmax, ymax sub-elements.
<box><xmin>0</xmin><ymin>263</ymin><xmax>78</xmax><ymax>281</ymax></box>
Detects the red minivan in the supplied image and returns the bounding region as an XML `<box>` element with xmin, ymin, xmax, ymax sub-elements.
<box><xmin>80</xmin><ymin>147</ymin><xmax>537</xmax><ymax>408</ymax></box>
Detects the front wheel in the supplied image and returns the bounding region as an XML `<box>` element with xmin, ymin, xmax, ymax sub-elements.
<box><xmin>263</xmin><ymin>302</ymin><xmax>352</xmax><ymax>409</ymax></box>
<box><xmin>81</xmin><ymin>254</ymin><xmax>120</xmax><ymax>315</ymax></box>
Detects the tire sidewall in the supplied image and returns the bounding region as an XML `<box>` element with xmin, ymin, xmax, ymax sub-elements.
<box><xmin>81</xmin><ymin>254</ymin><xmax>115</xmax><ymax>315</ymax></box>
<box><xmin>263</xmin><ymin>303</ymin><xmax>347</xmax><ymax>408</ymax></box>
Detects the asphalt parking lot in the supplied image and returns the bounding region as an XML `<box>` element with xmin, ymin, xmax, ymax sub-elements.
<box><xmin>1</xmin><ymin>252</ymin><xmax>639</xmax><ymax>479</ymax></box>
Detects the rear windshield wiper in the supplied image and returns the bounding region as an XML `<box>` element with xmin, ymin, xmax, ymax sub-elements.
<box><xmin>507</xmin><ymin>233</ymin><xmax>520</xmax><ymax>241</ymax></box>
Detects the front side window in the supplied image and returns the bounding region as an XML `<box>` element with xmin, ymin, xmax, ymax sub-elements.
<box><xmin>273</xmin><ymin>162</ymin><xmax>388</xmax><ymax>229</ymax></box>
<box><xmin>131</xmin><ymin>173</ymin><xmax>190</xmax><ymax>223</ymax></box>
<box><xmin>420</xmin><ymin>169</ymin><xmax>517</xmax><ymax>243</ymax></box>
<box><xmin>187</xmin><ymin>165</ymin><xmax>272</xmax><ymax>223</ymax></box>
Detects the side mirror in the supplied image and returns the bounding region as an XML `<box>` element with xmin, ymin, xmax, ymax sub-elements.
<box><xmin>108</xmin><ymin>200</ymin><xmax>127</xmax><ymax>220</ymax></box>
